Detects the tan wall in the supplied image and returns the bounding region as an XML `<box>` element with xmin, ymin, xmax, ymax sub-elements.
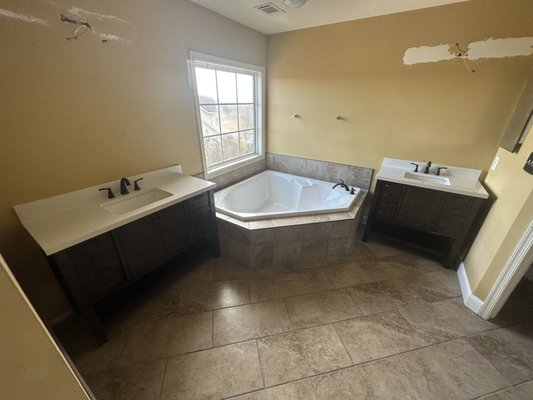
<box><xmin>0</xmin><ymin>0</ymin><xmax>266</xmax><ymax>320</ymax></box>
<box><xmin>0</xmin><ymin>254</ymin><xmax>90</xmax><ymax>400</ymax></box>
<box><xmin>465</xmin><ymin>125</ymin><xmax>533</xmax><ymax>300</ymax></box>
<box><xmin>267</xmin><ymin>0</ymin><xmax>533</xmax><ymax>173</ymax></box>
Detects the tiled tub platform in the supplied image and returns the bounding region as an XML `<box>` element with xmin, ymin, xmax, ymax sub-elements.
<box><xmin>216</xmin><ymin>191</ymin><xmax>367</xmax><ymax>269</ymax></box>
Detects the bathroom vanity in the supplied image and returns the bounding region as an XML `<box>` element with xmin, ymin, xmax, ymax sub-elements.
<box><xmin>14</xmin><ymin>166</ymin><xmax>218</xmax><ymax>342</ymax></box>
<box><xmin>363</xmin><ymin>158</ymin><xmax>489</xmax><ymax>269</ymax></box>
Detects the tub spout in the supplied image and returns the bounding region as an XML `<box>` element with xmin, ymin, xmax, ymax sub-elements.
<box><xmin>332</xmin><ymin>179</ymin><xmax>350</xmax><ymax>191</ymax></box>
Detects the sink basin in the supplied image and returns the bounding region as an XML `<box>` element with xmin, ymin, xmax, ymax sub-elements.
<box><xmin>102</xmin><ymin>188</ymin><xmax>173</xmax><ymax>215</ymax></box>
<box><xmin>404</xmin><ymin>171</ymin><xmax>451</xmax><ymax>186</ymax></box>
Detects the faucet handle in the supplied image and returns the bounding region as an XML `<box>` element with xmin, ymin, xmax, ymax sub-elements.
<box><xmin>134</xmin><ymin>178</ymin><xmax>143</xmax><ymax>191</ymax></box>
<box><xmin>99</xmin><ymin>188</ymin><xmax>115</xmax><ymax>199</ymax></box>
<box><xmin>410</xmin><ymin>163</ymin><xmax>419</xmax><ymax>172</ymax></box>
<box><xmin>436</xmin><ymin>167</ymin><xmax>448</xmax><ymax>176</ymax></box>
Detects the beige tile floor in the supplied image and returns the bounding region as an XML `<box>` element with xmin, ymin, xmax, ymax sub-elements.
<box><xmin>56</xmin><ymin>240</ymin><xmax>533</xmax><ymax>400</ymax></box>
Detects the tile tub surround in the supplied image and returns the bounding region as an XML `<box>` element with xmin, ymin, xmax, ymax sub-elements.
<box><xmin>216</xmin><ymin>190</ymin><xmax>367</xmax><ymax>269</ymax></box>
<box><xmin>195</xmin><ymin>158</ymin><xmax>267</xmax><ymax>191</ymax></box>
<box><xmin>266</xmin><ymin>152</ymin><xmax>373</xmax><ymax>190</ymax></box>
<box><xmin>197</xmin><ymin>154</ymin><xmax>372</xmax><ymax>192</ymax></box>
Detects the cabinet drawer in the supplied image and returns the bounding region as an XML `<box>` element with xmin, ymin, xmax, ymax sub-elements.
<box><xmin>432</xmin><ymin>214</ymin><xmax>464</xmax><ymax>236</ymax></box>
<box><xmin>439</xmin><ymin>194</ymin><xmax>473</xmax><ymax>217</ymax></box>
<box><xmin>380</xmin><ymin>181</ymin><xmax>403</xmax><ymax>198</ymax></box>
<box><xmin>375</xmin><ymin>208</ymin><xmax>396</xmax><ymax>220</ymax></box>
<box><xmin>374</xmin><ymin>181</ymin><xmax>403</xmax><ymax>221</ymax></box>
<box><xmin>191</xmin><ymin>204</ymin><xmax>210</xmax><ymax>220</ymax></box>
<box><xmin>189</xmin><ymin>192</ymin><xmax>211</xmax><ymax>222</ymax></box>
<box><xmin>189</xmin><ymin>192</ymin><xmax>209</xmax><ymax>209</ymax></box>
<box><xmin>376</xmin><ymin>197</ymin><xmax>399</xmax><ymax>208</ymax></box>
<box><xmin>66</xmin><ymin>234</ymin><xmax>126</xmax><ymax>301</ymax></box>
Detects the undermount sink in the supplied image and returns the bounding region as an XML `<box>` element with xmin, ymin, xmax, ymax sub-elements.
<box><xmin>404</xmin><ymin>171</ymin><xmax>451</xmax><ymax>186</ymax></box>
<box><xmin>101</xmin><ymin>188</ymin><xmax>173</xmax><ymax>215</ymax></box>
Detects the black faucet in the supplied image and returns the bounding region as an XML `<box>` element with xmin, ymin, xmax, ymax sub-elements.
<box><xmin>99</xmin><ymin>187</ymin><xmax>115</xmax><ymax>199</ymax></box>
<box><xmin>120</xmin><ymin>177</ymin><xmax>131</xmax><ymax>195</ymax></box>
<box><xmin>332</xmin><ymin>179</ymin><xmax>350</xmax><ymax>191</ymax></box>
<box><xmin>436</xmin><ymin>167</ymin><xmax>448</xmax><ymax>176</ymax></box>
<box><xmin>423</xmin><ymin>161</ymin><xmax>432</xmax><ymax>174</ymax></box>
<box><xmin>133</xmin><ymin>178</ymin><xmax>143</xmax><ymax>191</ymax></box>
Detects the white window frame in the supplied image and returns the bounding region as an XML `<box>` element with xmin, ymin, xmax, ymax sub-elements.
<box><xmin>189</xmin><ymin>51</ymin><xmax>265</xmax><ymax>179</ymax></box>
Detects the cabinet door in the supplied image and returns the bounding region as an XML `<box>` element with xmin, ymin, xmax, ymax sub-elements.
<box><xmin>396</xmin><ymin>186</ymin><xmax>442</xmax><ymax>230</ymax></box>
<box><xmin>158</xmin><ymin>202</ymin><xmax>191</xmax><ymax>255</ymax></box>
<box><xmin>115</xmin><ymin>215</ymin><xmax>164</xmax><ymax>277</ymax></box>
<box><xmin>66</xmin><ymin>233</ymin><xmax>126</xmax><ymax>301</ymax></box>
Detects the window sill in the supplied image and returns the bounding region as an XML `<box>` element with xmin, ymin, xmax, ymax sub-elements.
<box><xmin>205</xmin><ymin>154</ymin><xmax>264</xmax><ymax>179</ymax></box>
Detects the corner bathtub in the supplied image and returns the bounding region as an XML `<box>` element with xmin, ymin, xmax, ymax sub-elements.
<box><xmin>214</xmin><ymin>170</ymin><xmax>360</xmax><ymax>221</ymax></box>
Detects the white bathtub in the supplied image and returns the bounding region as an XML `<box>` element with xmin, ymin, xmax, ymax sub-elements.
<box><xmin>214</xmin><ymin>170</ymin><xmax>360</xmax><ymax>221</ymax></box>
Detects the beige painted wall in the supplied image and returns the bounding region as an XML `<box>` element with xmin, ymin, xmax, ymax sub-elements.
<box><xmin>0</xmin><ymin>254</ymin><xmax>90</xmax><ymax>400</ymax></box>
<box><xmin>465</xmin><ymin>124</ymin><xmax>533</xmax><ymax>300</ymax></box>
<box><xmin>267</xmin><ymin>0</ymin><xmax>533</xmax><ymax>173</ymax></box>
<box><xmin>0</xmin><ymin>0</ymin><xmax>266</xmax><ymax>320</ymax></box>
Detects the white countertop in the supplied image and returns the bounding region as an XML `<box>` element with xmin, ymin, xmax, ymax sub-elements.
<box><xmin>13</xmin><ymin>165</ymin><xmax>215</xmax><ymax>256</ymax></box>
<box><xmin>376</xmin><ymin>158</ymin><xmax>489</xmax><ymax>199</ymax></box>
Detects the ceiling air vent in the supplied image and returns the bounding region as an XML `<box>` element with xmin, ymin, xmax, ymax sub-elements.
<box><xmin>254</xmin><ymin>2</ymin><xmax>286</xmax><ymax>15</ymax></box>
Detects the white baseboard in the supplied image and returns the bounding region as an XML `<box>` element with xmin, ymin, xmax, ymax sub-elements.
<box><xmin>457</xmin><ymin>262</ymin><xmax>484</xmax><ymax>314</ymax></box>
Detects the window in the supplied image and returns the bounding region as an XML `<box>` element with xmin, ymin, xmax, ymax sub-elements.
<box><xmin>190</xmin><ymin>52</ymin><xmax>264</xmax><ymax>177</ymax></box>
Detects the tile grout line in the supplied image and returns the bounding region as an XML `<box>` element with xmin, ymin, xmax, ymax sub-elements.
<box><xmin>158</xmin><ymin>357</ymin><xmax>169</xmax><ymax>400</ymax></box>
<box><xmin>211</xmin><ymin>310</ymin><xmax>215</xmax><ymax>346</ymax></box>
<box><xmin>79</xmin><ymin>295</ymin><xmax>533</xmax><ymax>396</ymax></box>
<box><xmin>343</xmin><ymin>286</ymin><xmax>367</xmax><ymax>316</ymax></box>
<box><xmin>331</xmin><ymin>322</ymin><xmax>355</xmax><ymax>366</ymax></box>
<box><xmin>212</xmin><ymin>250</ymin><xmax>440</xmax><ymax>283</ymax></box>
<box><xmin>254</xmin><ymin>339</ymin><xmax>267</xmax><ymax>390</ymax></box>
<box><xmin>108</xmin><ymin>301</ymin><xmax>517</xmax><ymax>379</ymax></box>
<box><xmin>76</xmin><ymin>253</ymin><xmax>528</xmax><ymax>377</ymax></box>
<box><xmin>89</xmin><ymin>295</ymin><xmax>503</xmax><ymax>376</ymax></box>
<box><xmin>246</xmin><ymin>278</ymin><xmax>252</xmax><ymax>306</ymax></box>
<box><xmin>222</xmin><ymin>321</ymin><xmax>533</xmax><ymax>399</ymax></box>
<box><xmin>281</xmin><ymin>297</ymin><xmax>294</xmax><ymax>330</ymax></box>
<box><xmin>470</xmin><ymin>378</ymin><xmax>533</xmax><ymax>400</ymax></box>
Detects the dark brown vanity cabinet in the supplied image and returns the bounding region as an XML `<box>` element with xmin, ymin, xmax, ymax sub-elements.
<box><xmin>364</xmin><ymin>180</ymin><xmax>486</xmax><ymax>269</ymax></box>
<box><xmin>115</xmin><ymin>202</ymin><xmax>191</xmax><ymax>277</ymax></box>
<box><xmin>65</xmin><ymin>233</ymin><xmax>126</xmax><ymax>302</ymax></box>
<box><xmin>50</xmin><ymin>190</ymin><xmax>218</xmax><ymax>342</ymax></box>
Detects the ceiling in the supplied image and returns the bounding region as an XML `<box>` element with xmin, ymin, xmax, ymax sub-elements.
<box><xmin>189</xmin><ymin>0</ymin><xmax>471</xmax><ymax>35</ymax></box>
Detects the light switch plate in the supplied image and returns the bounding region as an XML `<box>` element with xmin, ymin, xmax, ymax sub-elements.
<box><xmin>491</xmin><ymin>156</ymin><xmax>500</xmax><ymax>171</ymax></box>
<box><xmin>524</xmin><ymin>152</ymin><xmax>533</xmax><ymax>175</ymax></box>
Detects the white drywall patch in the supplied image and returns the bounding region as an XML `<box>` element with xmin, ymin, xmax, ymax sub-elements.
<box><xmin>65</xmin><ymin>6</ymin><xmax>136</xmax><ymax>44</ymax></box>
<box><xmin>468</xmin><ymin>37</ymin><xmax>533</xmax><ymax>60</ymax></box>
<box><xmin>403</xmin><ymin>44</ymin><xmax>455</xmax><ymax>65</ymax></box>
<box><xmin>403</xmin><ymin>37</ymin><xmax>533</xmax><ymax>66</ymax></box>
<box><xmin>0</xmin><ymin>8</ymin><xmax>48</xmax><ymax>26</ymax></box>
<box><xmin>67</xmin><ymin>7</ymin><xmax>134</xmax><ymax>26</ymax></box>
